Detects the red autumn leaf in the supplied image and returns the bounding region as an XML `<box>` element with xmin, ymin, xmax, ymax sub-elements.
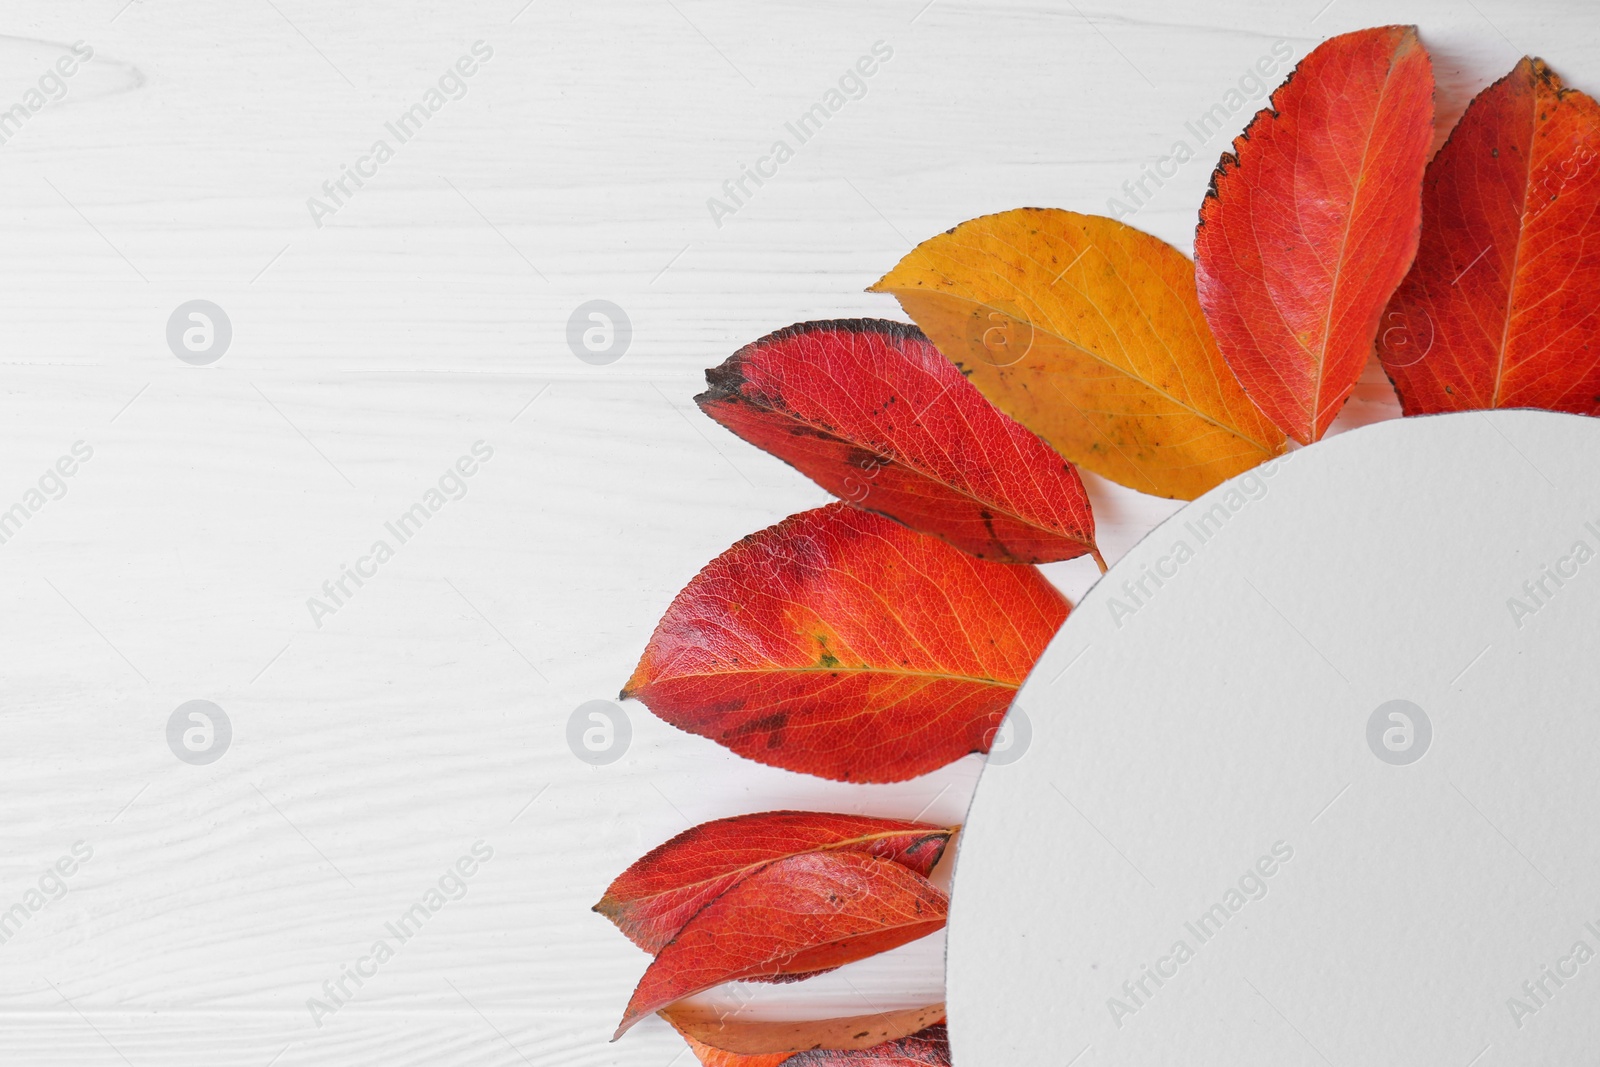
<box><xmin>672</xmin><ymin>1021</ymin><xmax>951</xmax><ymax>1067</ymax></box>
<box><xmin>1379</xmin><ymin>57</ymin><xmax>1600</xmax><ymax>413</ymax></box>
<box><xmin>614</xmin><ymin>851</ymin><xmax>949</xmax><ymax>1038</ymax></box>
<box><xmin>621</xmin><ymin>502</ymin><xmax>1068</xmax><ymax>782</ymax></box>
<box><xmin>595</xmin><ymin>811</ymin><xmax>954</xmax><ymax>953</ymax></box>
<box><xmin>784</xmin><ymin>1025</ymin><xmax>950</xmax><ymax>1067</ymax></box>
<box><xmin>1195</xmin><ymin>25</ymin><xmax>1435</xmax><ymax>443</ymax></box>
<box><xmin>696</xmin><ymin>319</ymin><xmax>1102</xmax><ymax>567</ymax></box>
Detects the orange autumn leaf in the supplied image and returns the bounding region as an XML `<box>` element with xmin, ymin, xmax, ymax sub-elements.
<box><xmin>681</xmin><ymin>1036</ymin><xmax>793</xmax><ymax>1067</ymax></box>
<box><xmin>1195</xmin><ymin>25</ymin><xmax>1435</xmax><ymax>443</ymax></box>
<box><xmin>662</xmin><ymin>1003</ymin><xmax>947</xmax><ymax>1058</ymax></box>
<box><xmin>595</xmin><ymin>812</ymin><xmax>953</xmax><ymax>954</ymax></box>
<box><xmin>869</xmin><ymin>208</ymin><xmax>1285</xmax><ymax>501</ymax></box>
<box><xmin>1380</xmin><ymin>57</ymin><xmax>1600</xmax><ymax>413</ymax></box>
<box><xmin>614</xmin><ymin>851</ymin><xmax>948</xmax><ymax>1038</ymax></box>
<box><xmin>677</xmin><ymin>1031</ymin><xmax>793</xmax><ymax>1067</ymax></box>
<box><xmin>622</xmin><ymin>502</ymin><xmax>1068</xmax><ymax>783</ymax></box>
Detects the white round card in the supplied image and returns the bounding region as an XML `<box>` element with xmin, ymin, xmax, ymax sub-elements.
<box><xmin>949</xmin><ymin>410</ymin><xmax>1600</xmax><ymax>1065</ymax></box>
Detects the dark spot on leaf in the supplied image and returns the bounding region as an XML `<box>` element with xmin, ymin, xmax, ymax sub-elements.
<box><xmin>729</xmin><ymin>712</ymin><xmax>787</xmax><ymax>743</ymax></box>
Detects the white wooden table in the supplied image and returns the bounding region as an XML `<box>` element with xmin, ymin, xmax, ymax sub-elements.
<box><xmin>0</xmin><ymin>0</ymin><xmax>1585</xmax><ymax>1063</ymax></box>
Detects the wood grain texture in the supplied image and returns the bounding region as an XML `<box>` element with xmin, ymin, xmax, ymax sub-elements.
<box><xmin>0</xmin><ymin>0</ymin><xmax>1565</xmax><ymax>1064</ymax></box>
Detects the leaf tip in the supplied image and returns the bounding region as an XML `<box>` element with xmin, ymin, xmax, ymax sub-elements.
<box><xmin>613</xmin><ymin>1005</ymin><xmax>646</xmax><ymax>1042</ymax></box>
<box><xmin>697</xmin><ymin>354</ymin><xmax>748</xmax><ymax>414</ymax></box>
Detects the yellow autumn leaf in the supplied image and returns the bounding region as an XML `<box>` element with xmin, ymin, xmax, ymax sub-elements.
<box><xmin>868</xmin><ymin>208</ymin><xmax>1286</xmax><ymax>500</ymax></box>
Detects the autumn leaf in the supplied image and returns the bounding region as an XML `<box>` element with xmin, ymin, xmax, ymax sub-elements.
<box><xmin>1195</xmin><ymin>24</ymin><xmax>1435</xmax><ymax>443</ymax></box>
<box><xmin>677</xmin><ymin>1033</ymin><xmax>793</xmax><ymax>1067</ymax></box>
<box><xmin>1379</xmin><ymin>56</ymin><xmax>1600</xmax><ymax>414</ymax></box>
<box><xmin>662</xmin><ymin>1003</ymin><xmax>946</xmax><ymax>1057</ymax></box>
<box><xmin>614</xmin><ymin>852</ymin><xmax>948</xmax><ymax>1038</ymax></box>
<box><xmin>622</xmin><ymin>502</ymin><xmax>1068</xmax><ymax>782</ymax></box>
<box><xmin>595</xmin><ymin>812</ymin><xmax>954</xmax><ymax>953</ymax></box>
<box><xmin>681</xmin><ymin>1036</ymin><xmax>793</xmax><ymax>1067</ymax></box>
<box><xmin>697</xmin><ymin>319</ymin><xmax>1102</xmax><ymax>566</ymax></box>
<box><xmin>671</xmin><ymin>1019</ymin><xmax>950</xmax><ymax>1067</ymax></box>
<box><xmin>868</xmin><ymin>208</ymin><xmax>1284</xmax><ymax>501</ymax></box>
<box><xmin>784</xmin><ymin>1025</ymin><xmax>950</xmax><ymax>1067</ymax></box>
